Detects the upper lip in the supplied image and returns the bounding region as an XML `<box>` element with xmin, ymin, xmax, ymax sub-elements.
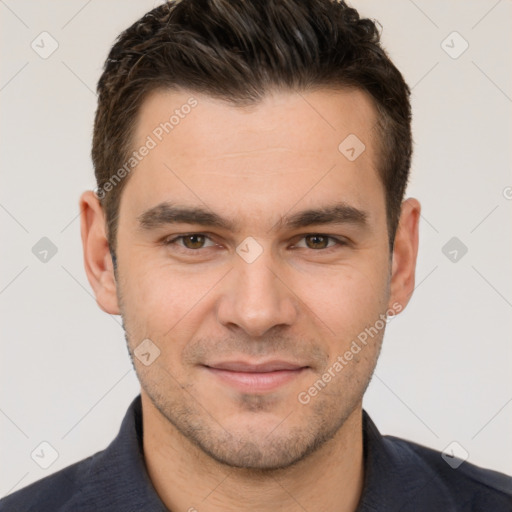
<box><xmin>205</xmin><ymin>361</ymin><xmax>307</xmax><ymax>373</ymax></box>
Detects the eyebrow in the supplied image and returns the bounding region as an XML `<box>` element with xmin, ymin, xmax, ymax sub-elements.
<box><xmin>137</xmin><ymin>201</ymin><xmax>368</xmax><ymax>233</ymax></box>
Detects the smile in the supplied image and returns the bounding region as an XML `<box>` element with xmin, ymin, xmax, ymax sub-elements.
<box><xmin>203</xmin><ymin>361</ymin><xmax>309</xmax><ymax>393</ymax></box>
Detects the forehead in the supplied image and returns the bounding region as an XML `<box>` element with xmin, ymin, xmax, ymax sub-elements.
<box><xmin>120</xmin><ymin>87</ymin><xmax>385</xmax><ymax>232</ymax></box>
<box><xmin>135</xmin><ymin>87</ymin><xmax>378</xmax><ymax>162</ymax></box>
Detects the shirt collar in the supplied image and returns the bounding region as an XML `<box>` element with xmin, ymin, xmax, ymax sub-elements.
<box><xmin>357</xmin><ymin>410</ymin><xmax>456</xmax><ymax>511</ymax></box>
<box><xmin>63</xmin><ymin>394</ymin><xmax>169</xmax><ymax>511</ymax></box>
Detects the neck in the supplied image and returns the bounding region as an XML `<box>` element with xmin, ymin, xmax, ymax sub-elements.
<box><xmin>141</xmin><ymin>393</ymin><xmax>365</xmax><ymax>512</ymax></box>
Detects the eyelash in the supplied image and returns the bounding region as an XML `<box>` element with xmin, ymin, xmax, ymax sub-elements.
<box><xmin>162</xmin><ymin>233</ymin><xmax>349</xmax><ymax>253</ymax></box>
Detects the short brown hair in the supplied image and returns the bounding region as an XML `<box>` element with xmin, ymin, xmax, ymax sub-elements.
<box><xmin>92</xmin><ymin>0</ymin><xmax>412</xmax><ymax>251</ymax></box>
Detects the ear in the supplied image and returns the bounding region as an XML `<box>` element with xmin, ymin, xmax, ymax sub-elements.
<box><xmin>79</xmin><ymin>190</ymin><xmax>120</xmax><ymax>315</ymax></box>
<box><xmin>388</xmin><ymin>198</ymin><xmax>421</xmax><ymax>313</ymax></box>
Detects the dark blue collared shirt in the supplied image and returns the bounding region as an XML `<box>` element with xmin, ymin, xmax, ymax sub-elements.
<box><xmin>1</xmin><ymin>395</ymin><xmax>511</xmax><ymax>511</ymax></box>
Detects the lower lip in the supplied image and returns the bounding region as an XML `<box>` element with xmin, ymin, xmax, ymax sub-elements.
<box><xmin>205</xmin><ymin>367</ymin><xmax>307</xmax><ymax>393</ymax></box>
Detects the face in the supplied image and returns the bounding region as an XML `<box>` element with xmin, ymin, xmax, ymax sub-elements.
<box><xmin>107</xmin><ymin>88</ymin><xmax>402</xmax><ymax>470</ymax></box>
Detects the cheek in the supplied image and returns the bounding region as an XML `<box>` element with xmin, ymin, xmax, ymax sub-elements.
<box><xmin>119</xmin><ymin>259</ymin><xmax>222</xmax><ymax>341</ymax></box>
<box><xmin>295</xmin><ymin>262</ymin><xmax>389</xmax><ymax>335</ymax></box>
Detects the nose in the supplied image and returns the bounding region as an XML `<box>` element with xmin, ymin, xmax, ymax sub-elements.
<box><xmin>216</xmin><ymin>247</ymin><xmax>299</xmax><ymax>338</ymax></box>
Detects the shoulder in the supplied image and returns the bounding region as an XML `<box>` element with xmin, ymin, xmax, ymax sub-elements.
<box><xmin>0</xmin><ymin>453</ymin><xmax>99</xmax><ymax>512</ymax></box>
<box><xmin>385</xmin><ymin>434</ymin><xmax>512</xmax><ymax>510</ymax></box>
<box><xmin>0</xmin><ymin>395</ymin><xmax>168</xmax><ymax>512</ymax></box>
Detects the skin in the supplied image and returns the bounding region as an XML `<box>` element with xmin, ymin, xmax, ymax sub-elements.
<box><xmin>80</xmin><ymin>88</ymin><xmax>420</xmax><ymax>512</ymax></box>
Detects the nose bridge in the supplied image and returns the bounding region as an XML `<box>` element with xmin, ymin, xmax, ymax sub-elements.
<box><xmin>216</xmin><ymin>243</ymin><xmax>298</xmax><ymax>336</ymax></box>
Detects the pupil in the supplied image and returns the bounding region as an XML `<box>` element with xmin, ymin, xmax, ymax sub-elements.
<box><xmin>308</xmin><ymin>235</ymin><xmax>327</xmax><ymax>249</ymax></box>
<box><xmin>186</xmin><ymin>235</ymin><xmax>204</xmax><ymax>248</ymax></box>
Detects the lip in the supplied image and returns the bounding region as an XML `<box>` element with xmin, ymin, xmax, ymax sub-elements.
<box><xmin>203</xmin><ymin>360</ymin><xmax>309</xmax><ymax>393</ymax></box>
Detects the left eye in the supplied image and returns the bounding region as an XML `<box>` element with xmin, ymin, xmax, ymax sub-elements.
<box><xmin>166</xmin><ymin>234</ymin><xmax>216</xmax><ymax>250</ymax></box>
<box><xmin>294</xmin><ymin>235</ymin><xmax>342</xmax><ymax>250</ymax></box>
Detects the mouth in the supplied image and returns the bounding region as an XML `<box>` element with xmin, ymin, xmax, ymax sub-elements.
<box><xmin>202</xmin><ymin>360</ymin><xmax>310</xmax><ymax>393</ymax></box>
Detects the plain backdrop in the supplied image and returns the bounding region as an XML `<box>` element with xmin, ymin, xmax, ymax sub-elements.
<box><xmin>1</xmin><ymin>0</ymin><xmax>511</xmax><ymax>497</ymax></box>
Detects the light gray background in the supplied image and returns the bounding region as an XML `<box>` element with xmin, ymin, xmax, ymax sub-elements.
<box><xmin>1</xmin><ymin>0</ymin><xmax>511</xmax><ymax>497</ymax></box>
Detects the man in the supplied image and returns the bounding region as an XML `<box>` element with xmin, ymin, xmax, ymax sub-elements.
<box><xmin>1</xmin><ymin>0</ymin><xmax>511</xmax><ymax>510</ymax></box>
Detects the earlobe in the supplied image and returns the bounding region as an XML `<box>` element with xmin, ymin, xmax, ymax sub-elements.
<box><xmin>79</xmin><ymin>191</ymin><xmax>120</xmax><ymax>315</ymax></box>
<box><xmin>388</xmin><ymin>198</ymin><xmax>421</xmax><ymax>313</ymax></box>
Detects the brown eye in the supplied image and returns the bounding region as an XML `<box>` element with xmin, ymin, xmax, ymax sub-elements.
<box><xmin>163</xmin><ymin>233</ymin><xmax>216</xmax><ymax>252</ymax></box>
<box><xmin>293</xmin><ymin>234</ymin><xmax>346</xmax><ymax>251</ymax></box>
<box><xmin>182</xmin><ymin>234</ymin><xmax>207</xmax><ymax>249</ymax></box>
<box><xmin>304</xmin><ymin>234</ymin><xmax>330</xmax><ymax>249</ymax></box>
